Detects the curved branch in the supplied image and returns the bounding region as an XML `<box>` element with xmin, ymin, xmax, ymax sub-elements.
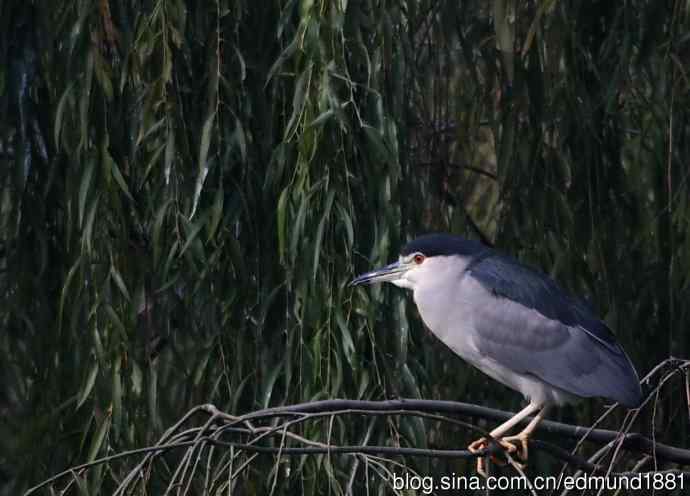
<box><xmin>223</xmin><ymin>398</ymin><xmax>690</xmax><ymax>465</ymax></box>
<box><xmin>207</xmin><ymin>438</ymin><xmax>690</xmax><ymax>482</ymax></box>
<box><xmin>26</xmin><ymin>393</ymin><xmax>690</xmax><ymax>495</ymax></box>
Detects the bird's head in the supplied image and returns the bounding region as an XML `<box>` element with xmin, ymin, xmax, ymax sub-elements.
<box><xmin>350</xmin><ymin>251</ymin><xmax>426</xmax><ymax>290</ymax></box>
<box><xmin>351</xmin><ymin>234</ymin><xmax>487</xmax><ymax>291</ymax></box>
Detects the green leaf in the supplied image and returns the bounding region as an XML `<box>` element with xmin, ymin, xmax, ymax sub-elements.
<box><xmin>191</xmin><ymin>113</ymin><xmax>215</xmax><ymax>220</ymax></box>
<box><xmin>93</xmin><ymin>48</ymin><xmax>113</xmax><ymax>100</ymax></box>
<box><xmin>79</xmin><ymin>49</ymin><xmax>94</xmax><ymax>151</ymax></box>
<box><xmin>193</xmin><ymin>351</ymin><xmax>211</xmax><ymax>386</ymax></box>
<box><xmin>78</xmin><ymin>156</ymin><xmax>96</xmax><ymax>228</ymax></box>
<box><xmin>232</xmin><ymin>117</ymin><xmax>247</xmax><ymax>163</ymax></box>
<box><xmin>54</xmin><ymin>82</ymin><xmax>74</xmax><ymax>149</ymax></box>
<box><xmin>207</xmin><ymin>183</ymin><xmax>224</xmax><ymax>242</ymax></box>
<box><xmin>179</xmin><ymin>218</ymin><xmax>206</xmax><ymax>259</ymax></box>
<box><xmin>233</xmin><ymin>44</ymin><xmax>246</xmax><ymax>82</ymax></box>
<box><xmin>111</xmin><ymin>356</ymin><xmax>122</xmax><ymax>440</ymax></box>
<box><xmin>59</xmin><ymin>257</ymin><xmax>82</xmax><ymax>333</ymax></box>
<box><xmin>307</xmin><ymin>109</ymin><xmax>334</xmax><ymax>128</ymax></box>
<box><xmin>108</xmin><ymin>153</ymin><xmax>134</xmax><ymax>201</ymax></box>
<box><xmin>77</xmin><ymin>362</ymin><xmax>99</xmax><ymax>410</ymax></box>
<box><xmin>87</xmin><ymin>412</ymin><xmax>111</xmax><ymax>463</ymax></box>
<box><xmin>312</xmin><ymin>190</ymin><xmax>335</xmax><ymax>280</ymax></box>
<box><xmin>164</xmin><ymin>126</ymin><xmax>175</xmax><ymax>185</ymax></box>
<box><xmin>277</xmin><ymin>186</ymin><xmax>290</xmax><ymax>262</ymax></box>
<box><xmin>131</xmin><ymin>360</ymin><xmax>143</xmax><ymax>396</ymax></box>
<box><xmin>290</xmin><ymin>193</ymin><xmax>309</xmax><ymax>265</ymax></box>
<box><xmin>285</xmin><ymin>63</ymin><xmax>313</xmax><ymax>140</ymax></box>
<box><xmin>82</xmin><ymin>195</ymin><xmax>101</xmax><ymax>255</ymax></box>
<box><xmin>140</xmin><ymin>142</ymin><xmax>166</xmax><ymax>189</ymax></box>
<box><xmin>147</xmin><ymin>363</ymin><xmax>161</xmax><ymax>431</ymax></box>
<box><xmin>265</xmin><ymin>35</ymin><xmax>298</xmax><ymax>87</ymax></box>
<box><xmin>110</xmin><ymin>264</ymin><xmax>131</xmax><ymax>302</ymax></box>
<box><xmin>336</xmin><ymin>203</ymin><xmax>354</xmax><ymax>249</ymax></box>
<box><xmin>153</xmin><ymin>199</ymin><xmax>172</xmax><ymax>268</ymax></box>
<box><xmin>104</xmin><ymin>305</ymin><xmax>127</xmax><ymax>340</ymax></box>
<box><xmin>335</xmin><ymin>311</ymin><xmax>355</xmax><ymax>368</ymax></box>
<box><xmin>261</xmin><ymin>357</ymin><xmax>285</xmax><ymax>409</ymax></box>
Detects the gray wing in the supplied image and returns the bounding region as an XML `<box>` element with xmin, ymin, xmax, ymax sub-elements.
<box><xmin>467</xmin><ymin>253</ymin><xmax>642</xmax><ymax>407</ymax></box>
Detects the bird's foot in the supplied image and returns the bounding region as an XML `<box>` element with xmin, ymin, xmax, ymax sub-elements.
<box><xmin>468</xmin><ymin>436</ymin><xmax>528</xmax><ymax>476</ymax></box>
<box><xmin>467</xmin><ymin>438</ymin><xmax>491</xmax><ymax>478</ymax></box>
<box><xmin>467</xmin><ymin>437</ymin><xmax>488</xmax><ymax>455</ymax></box>
<box><xmin>468</xmin><ymin>437</ymin><xmax>515</xmax><ymax>477</ymax></box>
<box><xmin>499</xmin><ymin>433</ymin><xmax>529</xmax><ymax>463</ymax></box>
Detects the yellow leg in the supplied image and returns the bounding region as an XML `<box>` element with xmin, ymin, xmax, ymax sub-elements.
<box><xmin>467</xmin><ymin>402</ymin><xmax>545</xmax><ymax>477</ymax></box>
<box><xmin>500</xmin><ymin>405</ymin><xmax>549</xmax><ymax>462</ymax></box>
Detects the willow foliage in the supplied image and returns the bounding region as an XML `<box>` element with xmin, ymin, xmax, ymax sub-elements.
<box><xmin>1</xmin><ymin>0</ymin><xmax>689</xmax><ymax>494</ymax></box>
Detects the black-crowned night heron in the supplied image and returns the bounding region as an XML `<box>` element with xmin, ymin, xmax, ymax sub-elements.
<box><xmin>351</xmin><ymin>233</ymin><xmax>642</xmax><ymax>474</ymax></box>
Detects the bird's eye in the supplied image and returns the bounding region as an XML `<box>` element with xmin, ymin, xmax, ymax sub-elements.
<box><xmin>413</xmin><ymin>254</ymin><xmax>425</xmax><ymax>265</ymax></box>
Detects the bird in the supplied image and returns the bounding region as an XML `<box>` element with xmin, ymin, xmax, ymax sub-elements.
<box><xmin>351</xmin><ymin>233</ymin><xmax>642</xmax><ymax>475</ymax></box>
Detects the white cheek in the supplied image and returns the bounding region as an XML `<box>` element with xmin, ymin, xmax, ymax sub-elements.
<box><xmin>403</xmin><ymin>264</ymin><xmax>427</xmax><ymax>287</ymax></box>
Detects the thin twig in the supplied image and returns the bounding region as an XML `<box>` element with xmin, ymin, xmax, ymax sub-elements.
<box><xmin>220</xmin><ymin>398</ymin><xmax>690</xmax><ymax>464</ymax></box>
<box><xmin>27</xmin><ymin>370</ymin><xmax>690</xmax><ymax>496</ymax></box>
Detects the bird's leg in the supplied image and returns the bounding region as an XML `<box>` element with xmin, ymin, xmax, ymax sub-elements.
<box><xmin>468</xmin><ymin>402</ymin><xmax>540</xmax><ymax>450</ymax></box>
<box><xmin>499</xmin><ymin>404</ymin><xmax>549</xmax><ymax>463</ymax></box>
<box><xmin>468</xmin><ymin>402</ymin><xmax>541</xmax><ymax>476</ymax></box>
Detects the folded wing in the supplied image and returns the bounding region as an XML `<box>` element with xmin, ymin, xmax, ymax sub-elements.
<box><xmin>466</xmin><ymin>253</ymin><xmax>642</xmax><ymax>408</ymax></box>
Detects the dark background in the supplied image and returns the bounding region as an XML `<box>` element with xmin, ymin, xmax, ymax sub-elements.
<box><xmin>1</xmin><ymin>0</ymin><xmax>689</xmax><ymax>494</ymax></box>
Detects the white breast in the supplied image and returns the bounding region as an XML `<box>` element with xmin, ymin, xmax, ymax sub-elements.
<box><xmin>410</xmin><ymin>256</ymin><xmax>576</xmax><ymax>406</ymax></box>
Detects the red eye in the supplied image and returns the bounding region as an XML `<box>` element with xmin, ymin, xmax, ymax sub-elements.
<box><xmin>413</xmin><ymin>254</ymin><xmax>425</xmax><ymax>265</ymax></box>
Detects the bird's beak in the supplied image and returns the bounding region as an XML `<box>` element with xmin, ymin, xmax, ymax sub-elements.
<box><xmin>350</xmin><ymin>261</ymin><xmax>408</xmax><ymax>286</ymax></box>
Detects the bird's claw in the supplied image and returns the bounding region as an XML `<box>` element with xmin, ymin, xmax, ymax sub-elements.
<box><xmin>468</xmin><ymin>437</ymin><xmax>509</xmax><ymax>477</ymax></box>
<box><xmin>468</xmin><ymin>438</ymin><xmax>490</xmax><ymax>477</ymax></box>
<box><xmin>467</xmin><ymin>437</ymin><xmax>488</xmax><ymax>455</ymax></box>
<box><xmin>468</xmin><ymin>435</ymin><xmax>529</xmax><ymax>477</ymax></box>
<box><xmin>500</xmin><ymin>433</ymin><xmax>529</xmax><ymax>462</ymax></box>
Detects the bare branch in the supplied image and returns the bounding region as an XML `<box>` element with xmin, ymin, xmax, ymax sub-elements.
<box><xmin>224</xmin><ymin>399</ymin><xmax>690</xmax><ymax>465</ymax></box>
<box><xmin>26</xmin><ymin>369</ymin><xmax>690</xmax><ymax>496</ymax></box>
